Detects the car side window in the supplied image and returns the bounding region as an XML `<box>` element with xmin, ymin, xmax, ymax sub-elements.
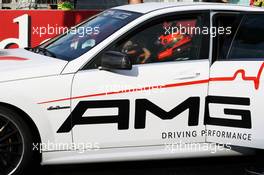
<box><xmin>212</xmin><ymin>13</ymin><xmax>243</xmax><ymax>62</ymax></box>
<box><xmin>228</xmin><ymin>14</ymin><xmax>264</xmax><ymax>59</ymax></box>
<box><xmin>84</xmin><ymin>13</ymin><xmax>208</xmax><ymax>70</ymax></box>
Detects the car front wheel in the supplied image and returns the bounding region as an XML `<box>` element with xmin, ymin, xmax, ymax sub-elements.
<box><xmin>0</xmin><ymin>107</ymin><xmax>36</xmax><ymax>175</ymax></box>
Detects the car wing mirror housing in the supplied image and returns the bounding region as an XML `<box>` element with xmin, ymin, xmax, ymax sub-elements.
<box><xmin>99</xmin><ymin>51</ymin><xmax>132</xmax><ymax>70</ymax></box>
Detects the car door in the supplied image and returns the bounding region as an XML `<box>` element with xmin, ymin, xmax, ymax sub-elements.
<box><xmin>68</xmin><ymin>12</ymin><xmax>210</xmax><ymax>149</ymax></box>
<box><xmin>206</xmin><ymin>13</ymin><xmax>264</xmax><ymax>149</ymax></box>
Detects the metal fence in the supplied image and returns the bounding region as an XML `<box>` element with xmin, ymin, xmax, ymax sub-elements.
<box><xmin>0</xmin><ymin>0</ymin><xmax>123</xmax><ymax>9</ymax></box>
<box><xmin>0</xmin><ymin>0</ymin><xmax>201</xmax><ymax>10</ymax></box>
<box><xmin>0</xmin><ymin>0</ymin><xmax>59</xmax><ymax>9</ymax></box>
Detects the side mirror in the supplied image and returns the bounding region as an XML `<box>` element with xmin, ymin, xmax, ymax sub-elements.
<box><xmin>99</xmin><ymin>51</ymin><xmax>132</xmax><ymax>70</ymax></box>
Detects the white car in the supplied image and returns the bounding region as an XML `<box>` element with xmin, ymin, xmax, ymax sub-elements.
<box><xmin>1</xmin><ymin>2</ymin><xmax>264</xmax><ymax>175</ymax></box>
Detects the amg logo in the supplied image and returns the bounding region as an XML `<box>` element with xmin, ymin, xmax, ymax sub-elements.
<box><xmin>57</xmin><ymin>96</ymin><xmax>251</xmax><ymax>133</ymax></box>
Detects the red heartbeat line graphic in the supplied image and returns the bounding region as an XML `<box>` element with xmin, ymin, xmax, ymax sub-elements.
<box><xmin>38</xmin><ymin>62</ymin><xmax>264</xmax><ymax>104</ymax></box>
<box><xmin>209</xmin><ymin>62</ymin><xmax>264</xmax><ymax>90</ymax></box>
<box><xmin>0</xmin><ymin>56</ymin><xmax>28</xmax><ymax>61</ymax></box>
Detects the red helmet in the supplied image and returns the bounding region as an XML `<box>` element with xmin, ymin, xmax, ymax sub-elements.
<box><xmin>157</xmin><ymin>31</ymin><xmax>192</xmax><ymax>61</ymax></box>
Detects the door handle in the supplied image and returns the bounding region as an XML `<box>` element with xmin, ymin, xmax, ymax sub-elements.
<box><xmin>174</xmin><ymin>72</ymin><xmax>201</xmax><ymax>80</ymax></box>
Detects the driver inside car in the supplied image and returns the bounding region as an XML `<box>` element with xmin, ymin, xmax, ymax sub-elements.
<box><xmin>121</xmin><ymin>39</ymin><xmax>151</xmax><ymax>64</ymax></box>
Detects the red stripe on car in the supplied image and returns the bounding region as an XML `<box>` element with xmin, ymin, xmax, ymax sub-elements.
<box><xmin>38</xmin><ymin>62</ymin><xmax>264</xmax><ymax>105</ymax></box>
<box><xmin>0</xmin><ymin>56</ymin><xmax>28</xmax><ymax>61</ymax></box>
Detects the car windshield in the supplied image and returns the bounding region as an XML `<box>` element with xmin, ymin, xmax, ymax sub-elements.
<box><xmin>39</xmin><ymin>10</ymin><xmax>141</xmax><ymax>61</ymax></box>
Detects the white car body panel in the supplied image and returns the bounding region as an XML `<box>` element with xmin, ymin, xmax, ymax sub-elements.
<box><xmin>71</xmin><ymin>60</ymin><xmax>209</xmax><ymax>148</ymax></box>
<box><xmin>0</xmin><ymin>74</ymin><xmax>73</xmax><ymax>148</ymax></box>
<box><xmin>42</xmin><ymin>144</ymin><xmax>254</xmax><ymax>165</ymax></box>
<box><xmin>0</xmin><ymin>3</ymin><xmax>263</xmax><ymax>166</ymax></box>
<box><xmin>0</xmin><ymin>48</ymin><xmax>72</xmax><ymax>149</ymax></box>
<box><xmin>207</xmin><ymin>61</ymin><xmax>264</xmax><ymax>149</ymax></box>
<box><xmin>0</xmin><ymin>48</ymin><xmax>67</xmax><ymax>82</ymax></box>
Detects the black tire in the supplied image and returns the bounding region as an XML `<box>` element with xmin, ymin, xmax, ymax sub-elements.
<box><xmin>0</xmin><ymin>106</ymin><xmax>37</xmax><ymax>175</ymax></box>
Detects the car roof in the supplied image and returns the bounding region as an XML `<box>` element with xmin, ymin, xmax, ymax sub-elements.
<box><xmin>113</xmin><ymin>2</ymin><xmax>264</xmax><ymax>14</ymax></box>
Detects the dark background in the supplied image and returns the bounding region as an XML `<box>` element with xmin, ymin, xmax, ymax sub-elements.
<box><xmin>40</xmin><ymin>155</ymin><xmax>264</xmax><ymax>175</ymax></box>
